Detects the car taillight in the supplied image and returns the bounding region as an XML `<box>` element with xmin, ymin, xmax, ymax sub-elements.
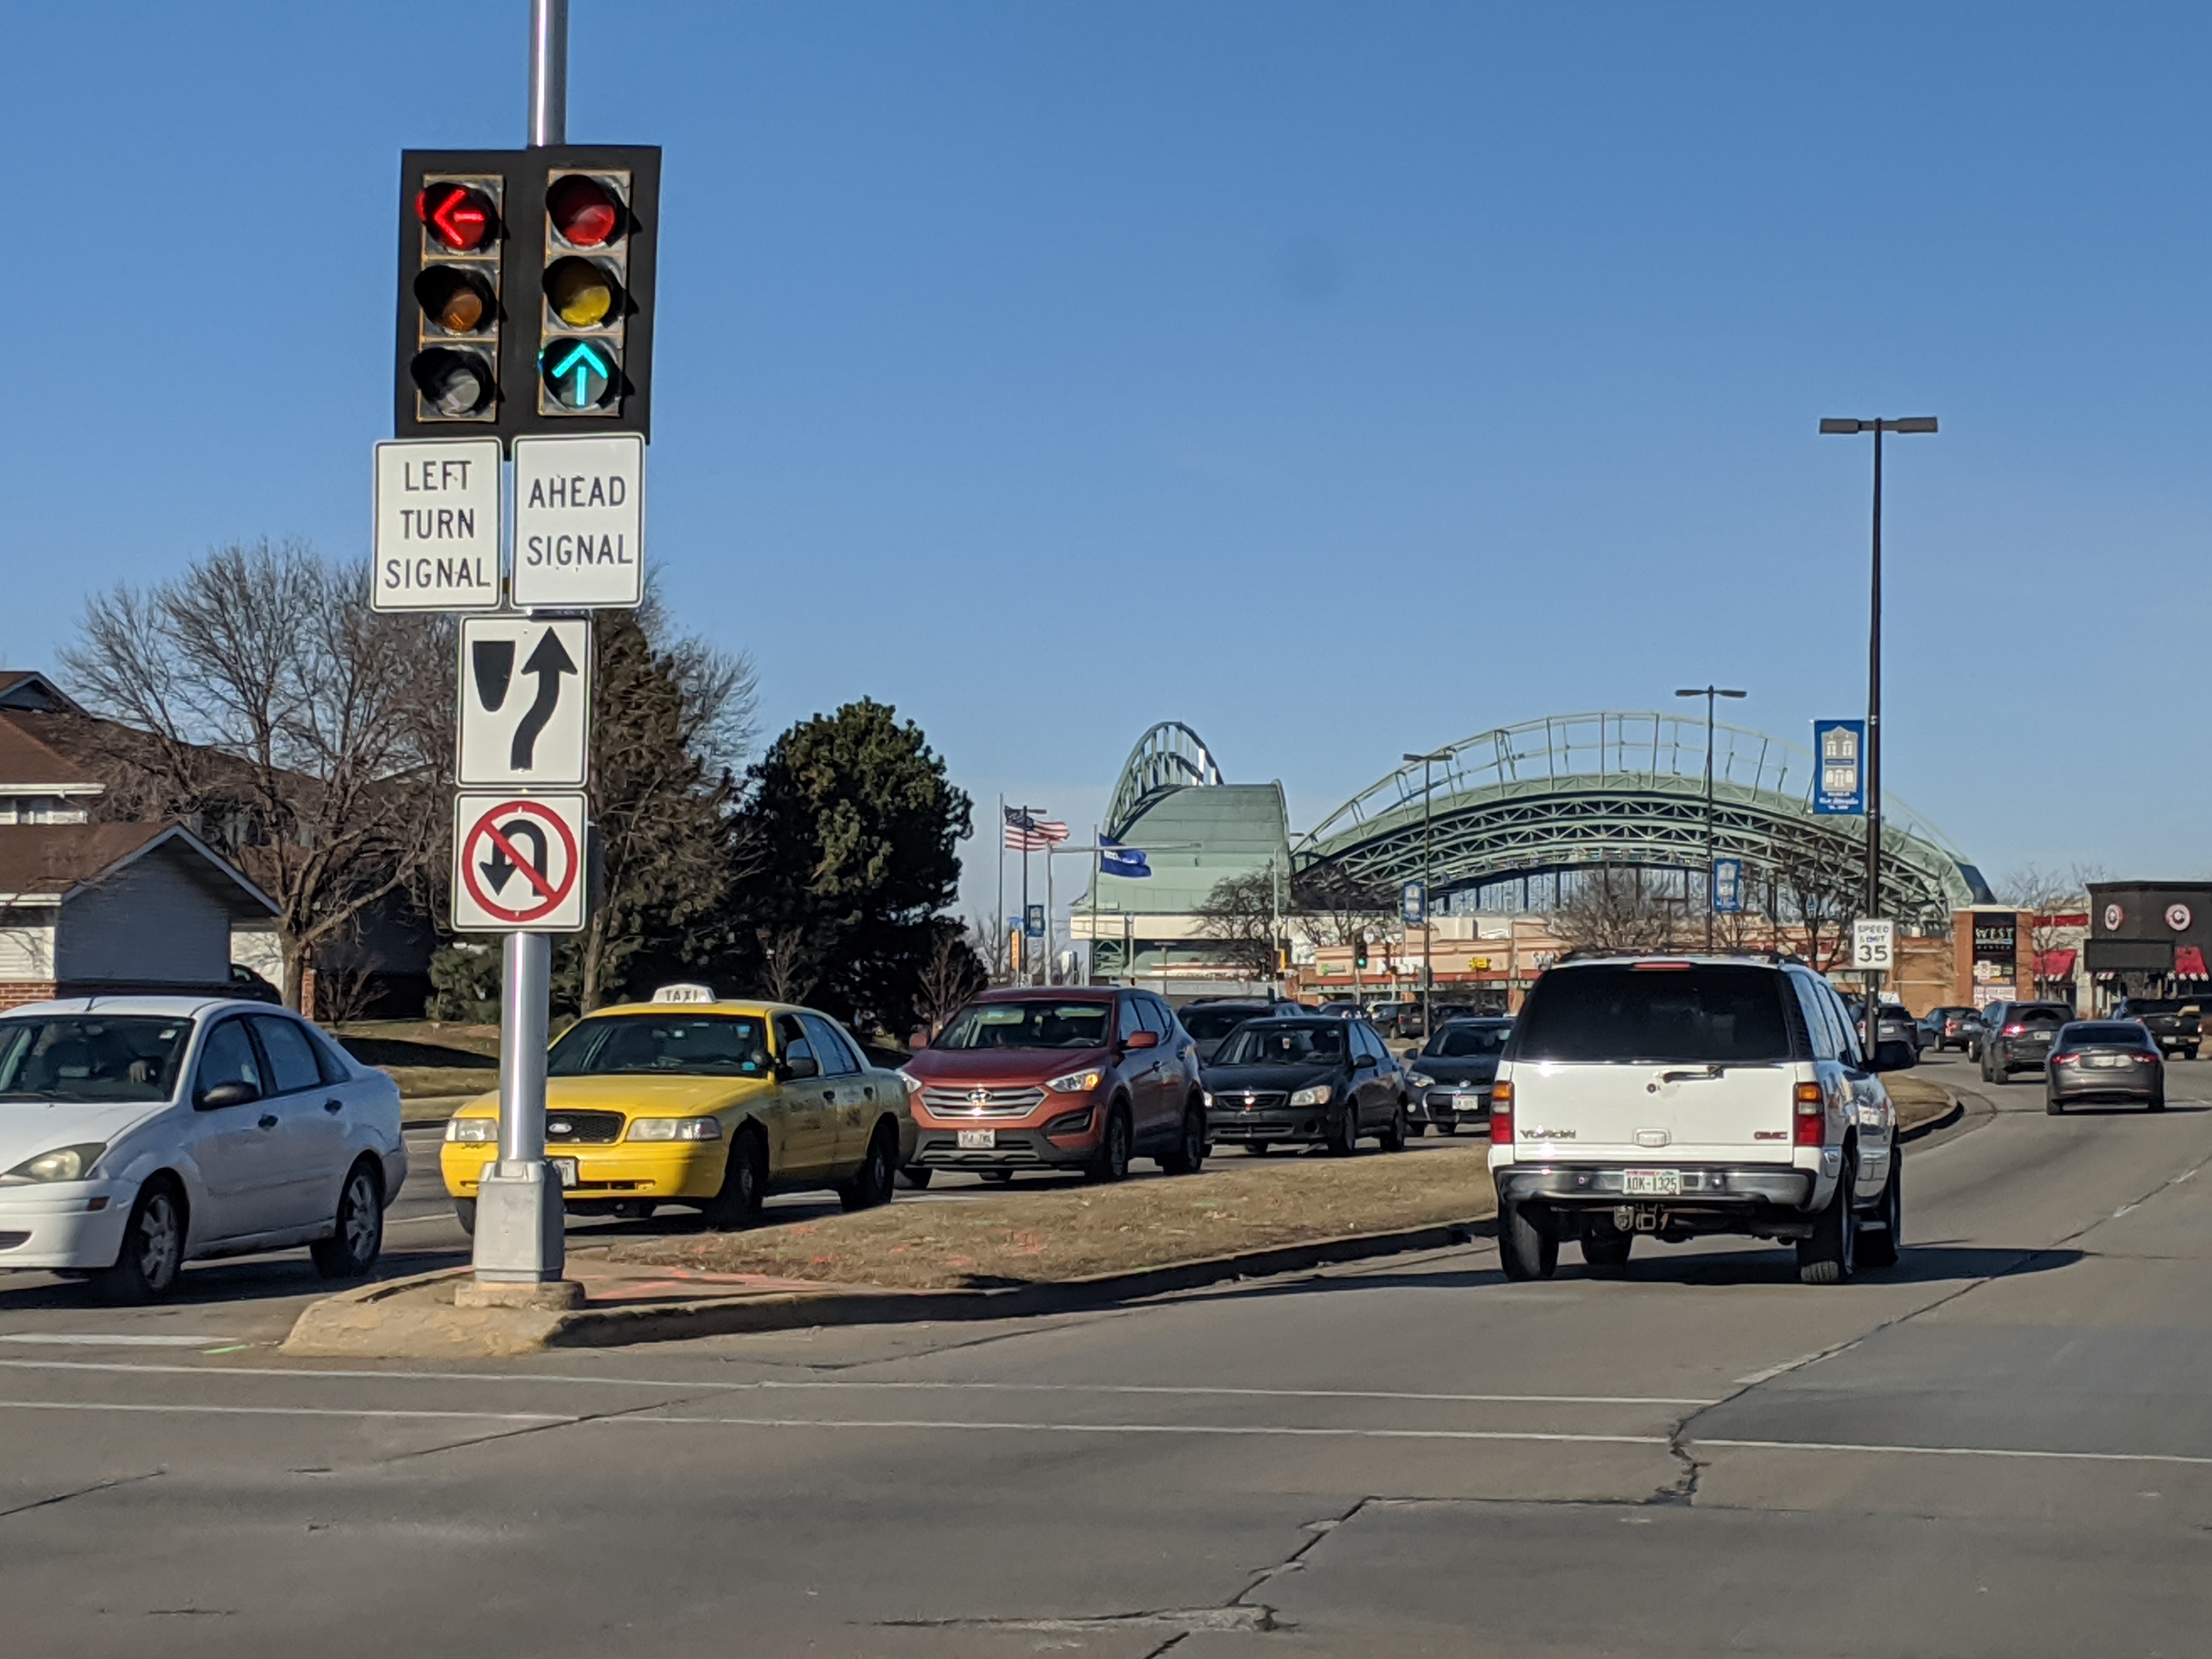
<box><xmin>1793</xmin><ymin>1081</ymin><xmax>1825</xmax><ymax>1147</ymax></box>
<box><xmin>2002</xmin><ymin>1024</ymin><xmax>2025</xmax><ymax>1036</ymax></box>
<box><xmin>2134</xmin><ymin>1052</ymin><xmax>2158</xmax><ymax>1064</ymax></box>
<box><xmin>2050</xmin><ymin>1052</ymin><xmax>2076</xmax><ymax>1066</ymax></box>
<box><xmin>1489</xmin><ymin>1080</ymin><xmax>1513</xmax><ymax>1144</ymax></box>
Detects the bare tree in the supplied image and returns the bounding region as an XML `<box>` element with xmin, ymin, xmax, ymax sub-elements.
<box><xmin>1549</xmin><ymin>867</ymin><xmax>1678</xmax><ymax>955</ymax></box>
<box><xmin>915</xmin><ymin>920</ymin><xmax>988</xmax><ymax>1034</ymax></box>
<box><xmin>1769</xmin><ymin>823</ymin><xmax>1864</xmax><ymax>972</ymax></box>
<box><xmin>62</xmin><ymin>540</ymin><xmax>450</xmax><ymax>1009</ymax></box>
<box><xmin>2002</xmin><ymin>861</ymin><xmax>2100</xmax><ymax>1000</ymax></box>
<box><xmin>754</xmin><ymin>923</ymin><xmax>817</xmax><ymax>1003</ymax></box>
<box><xmin>1196</xmin><ymin>871</ymin><xmax>1284</xmax><ymax>983</ymax></box>
<box><xmin>967</xmin><ymin>909</ymin><xmax>1014</xmax><ymax>985</ymax></box>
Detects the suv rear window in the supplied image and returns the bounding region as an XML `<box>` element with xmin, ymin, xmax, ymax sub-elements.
<box><xmin>1513</xmin><ymin>964</ymin><xmax>1791</xmax><ymax>1064</ymax></box>
<box><xmin>1181</xmin><ymin>1007</ymin><xmax>1265</xmax><ymax>1042</ymax></box>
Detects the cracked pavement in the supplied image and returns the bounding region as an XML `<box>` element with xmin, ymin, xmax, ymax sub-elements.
<box><xmin>2</xmin><ymin>1053</ymin><xmax>2209</xmax><ymax>1656</ymax></box>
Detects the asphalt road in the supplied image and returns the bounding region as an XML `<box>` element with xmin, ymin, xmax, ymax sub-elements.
<box><xmin>2</xmin><ymin>1049</ymin><xmax>2209</xmax><ymax>1656</ymax></box>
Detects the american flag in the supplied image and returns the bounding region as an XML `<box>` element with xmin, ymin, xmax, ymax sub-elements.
<box><xmin>1003</xmin><ymin>805</ymin><xmax>1070</xmax><ymax>851</ymax></box>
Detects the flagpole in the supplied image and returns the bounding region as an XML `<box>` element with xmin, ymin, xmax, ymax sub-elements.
<box><xmin>1020</xmin><ymin>838</ymin><xmax>1031</xmax><ymax>988</ymax></box>
<box><xmin>1088</xmin><ymin>825</ymin><xmax>1099</xmax><ymax>986</ymax></box>
<box><xmin>1045</xmin><ymin>849</ymin><xmax>1056</xmax><ymax>986</ymax></box>
<box><xmin>995</xmin><ymin>794</ymin><xmax>1006</xmax><ymax>984</ymax></box>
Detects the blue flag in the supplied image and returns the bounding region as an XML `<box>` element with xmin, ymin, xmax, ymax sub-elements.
<box><xmin>1099</xmin><ymin>838</ymin><xmax>1151</xmax><ymax>879</ymax></box>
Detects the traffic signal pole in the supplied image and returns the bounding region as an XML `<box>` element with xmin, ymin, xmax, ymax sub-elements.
<box><xmin>467</xmin><ymin>0</ymin><xmax>572</xmax><ymax>1301</ymax></box>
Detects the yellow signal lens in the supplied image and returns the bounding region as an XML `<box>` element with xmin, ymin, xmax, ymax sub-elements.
<box><xmin>545</xmin><ymin>257</ymin><xmax>616</xmax><ymax>328</ymax></box>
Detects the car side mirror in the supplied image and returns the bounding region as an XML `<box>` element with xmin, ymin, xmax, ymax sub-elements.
<box><xmin>1124</xmin><ymin>1030</ymin><xmax>1159</xmax><ymax>1051</ymax></box>
<box><xmin>907</xmin><ymin>1029</ymin><xmax>929</xmax><ymax>1051</ymax></box>
<box><xmin>1871</xmin><ymin>1040</ymin><xmax>1916</xmax><ymax>1073</ymax></box>
<box><xmin>196</xmin><ymin>1081</ymin><xmax>256</xmax><ymax>1111</ymax></box>
<box><xmin>1353</xmin><ymin>1052</ymin><xmax>1378</xmax><ymax>1070</ymax></box>
<box><xmin>778</xmin><ymin>1056</ymin><xmax>820</xmax><ymax>1081</ymax></box>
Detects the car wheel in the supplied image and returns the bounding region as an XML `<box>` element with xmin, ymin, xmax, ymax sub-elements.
<box><xmin>1498</xmin><ymin>1198</ymin><xmax>1557</xmax><ymax>1282</ymax></box>
<box><xmin>310</xmin><ymin>1160</ymin><xmax>385</xmax><ymax>1280</ymax></box>
<box><xmin>896</xmin><ymin>1165</ymin><xmax>934</xmax><ymax>1190</ymax></box>
<box><xmin>1797</xmin><ymin>1155</ymin><xmax>1857</xmax><ymax>1285</ymax></box>
<box><xmin>1407</xmin><ymin>1119</ymin><xmax>1427</xmax><ymax>1137</ymax></box>
<box><xmin>1858</xmin><ymin>1154</ymin><xmax>1902</xmax><ymax>1271</ymax></box>
<box><xmin>837</xmin><ymin>1123</ymin><xmax>899</xmax><ymax>1211</ymax></box>
<box><xmin>453</xmin><ymin>1197</ymin><xmax>476</xmax><ymax>1235</ymax></box>
<box><xmin>1581</xmin><ymin>1223</ymin><xmax>1633</xmax><ymax>1275</ymax></box>
<box><xmin>1378</xmin><ymin>1101</ymin><xmax>1408</xmax><ymax>1153</ymax></box>
<box><xmin>1325</xmin><ymin>1103</ymin><xmax>1361</xmax><ymax>1157</ymax></box>
<box><xmin>2149</xmin><ymin>1085</ymin><xmax>2167</xmax><ymax>1113</ymax></box>
<box><xmin>1161</xmin><ymin>1102</ymin><xmax>1206</xmax><ymax>1176</ymax></box>
<box><xmin>701</xmin><ymin>1125</ymin><xmax>767</xmax><ymax>1229</ymax></box>
<box><xmin>94</xmin><ymin>1177</ymin><xmax>187</xmax><ymax>1305</ymax></box>
<box><xmin>2046</xmin><ymin>1091</ymin><xmax>2064</xmax><ymax>1116</ymax></box>
<box><xmin>1085</xmin><ymin>1104</ymin><xmax>1132</xmax><ymax>1183</ymax></box>
<box><xmin>1991</xmin><ymin>1063</ymin><xmax>2010</xmax><ymax>1086</ymax></box>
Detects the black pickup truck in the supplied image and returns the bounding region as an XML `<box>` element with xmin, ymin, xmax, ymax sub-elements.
<box><xmin>2112</xmin><ymin>998</ymin><xmax>2202</xmax><ymax>1060</ymax></box>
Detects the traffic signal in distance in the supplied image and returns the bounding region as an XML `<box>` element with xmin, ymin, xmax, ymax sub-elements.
<box><xmin>396</xmin><ymin>151</ymin><xmax>512</xmax><ymax>437</ymax></box>
<box><xmin>1355</xmin><ymin>937</ymin><xmax>1369</xmax><ymax>969</ymax></box>
<box><xmin>525</xmin><ymin>145</ymin><xmax>660</xmax><ymax>439</ymax></box>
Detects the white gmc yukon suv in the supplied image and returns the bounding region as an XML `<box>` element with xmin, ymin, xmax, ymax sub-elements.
<box><xmin>1488</xmin><ymin>955</ymin><xmax>1911</xmax><ymax>1285</ymax></box>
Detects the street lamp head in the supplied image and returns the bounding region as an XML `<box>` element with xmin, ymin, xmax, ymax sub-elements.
<box><xmin>1819</xmin><ymin>418</ymin><xmax>1864</xmax><ymax>435</ymax></box>
<box><xmin>1719</xmin><ymin>689</ymin><xmax>1747</xmax><ymax>699</ymax></box>
<box><xmin>1673</xmin><ymin>688</ymin><xmax>1703</xmax><ymax>698</ymax></box>
<box><xmin>1891</xmin><ymin>416</ymin><xmax>1938</xmax><ymax>434</ymax></box>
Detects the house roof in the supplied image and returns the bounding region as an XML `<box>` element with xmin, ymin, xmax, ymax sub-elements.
<box><xmin>0</xmin><ymin>672</ymin><xmax>81</xmax><ymax>713</ymax></box>
<box><xmin>0</xmin><ymin>712</ymin><xmax>104</xmax><ymax>792</ymax></box>
<box><xmin>0</xmin><ymin>822</ymin><xmax>276</xmax><ymax>917</ymax></box>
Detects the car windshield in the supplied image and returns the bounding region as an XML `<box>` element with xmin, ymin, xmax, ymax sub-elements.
<box><xmin>0</xmin><ymin>1015</ymin><xmax>193</xmax><ymax>1103</ymax></box>
<box><xmin>1425</xmin><ymin>1023</ymin><xmax>1509</xmax><ymax>1059</ymax></box>
<box><xmin>1215</xmin><ymin>1023</ymin><xmax>1347</xmax><ymax>1065</ymax></box>
<box><xmin>546</xmin><ymin>1015</ymin><xmax>770</xmax><ymax>1077</ymax></box>
<box><xmin>2062</xmin><ymin>1023</ymin><xmax>2153</xmax><ymax>1047</ymax></box>
<box><xmin>933</xmin><ymin>1001</ymin><xmax>1113</xmax><ymax>1051</ymax></box>
<box><xmin>1513</xmin><ymin>964</ymin><xmax>1791</xmax><ymax>1064</ymax></box>
<box><xmin>1180</xmin><ymin>1007</ymin><xmax>1268</xmax><ymax>1042</ymax></box>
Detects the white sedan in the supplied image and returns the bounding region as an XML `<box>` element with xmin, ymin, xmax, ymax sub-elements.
<box><xmin>0</xmin><ymin>997</ymin><xmax>406</xmax><ymax>1302</ymax></box>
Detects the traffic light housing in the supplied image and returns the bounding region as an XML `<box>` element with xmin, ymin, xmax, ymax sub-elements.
<box><xmin>394</xmin><ymin>145</ymin><xmax>661</xmax><ymax>444</ymax></box>
<box><xmin>524</xmin><ymin>145</ymin><xmax>661</xmax><ymax>439</ymax></box>
<box><xmin>396</xmin><ymin>151</ymin><xmax>513</xmax><ymax>437</ymax></box>
<box><xmin>1355</xmin><ymin>937</ymin><xmax>1369</xmax><ymax>970</ymax></box>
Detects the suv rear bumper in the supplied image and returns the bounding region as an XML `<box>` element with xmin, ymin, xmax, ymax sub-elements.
<box><xmin>1495</xmin><ymin>1164</ymin><xmax>1816</xmax><ymax>1210</ymax></box>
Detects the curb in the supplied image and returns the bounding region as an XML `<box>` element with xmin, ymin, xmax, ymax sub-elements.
<box><xmin>281</xmin><ymin>1212</ymin><xmax>1496</xmax><ymax>1359</ymax></box>
<box><xmin>1897</xmin><ymin>1087</ymin><xmax>1967</xmax><ymax>1144</ymax></box>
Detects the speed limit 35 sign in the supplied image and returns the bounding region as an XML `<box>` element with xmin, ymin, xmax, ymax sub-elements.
<box><xmin>1852</xmin><ymin>918</ymin><xmax>1897</xmax><ymax>972</ymax></box>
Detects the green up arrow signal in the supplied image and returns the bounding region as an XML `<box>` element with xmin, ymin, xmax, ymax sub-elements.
<box><xmin>541</xmin><ymin>339</ymin><xmax>615</xmax><ymax>409</ymax></box>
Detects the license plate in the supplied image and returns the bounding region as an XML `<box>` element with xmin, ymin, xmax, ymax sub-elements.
<box><xmin>2091</xmin><ymin>1054</ymin><xmax>2126</xmax><ymax>1068</ymax></box>
<box><xmin>1623</xmin><ymin>1169</ymin><xmax>1681</xmax><ymax>1197</ymax></box>
<box><xmin>957</xmin><ymin>1129</ymin><xmax>995</xmax><ymax>1150</ymax></box>
<box><xmin>2030</xmin><ymin>1032</ymin><xmax>2051</xmax><ymax>1043</ymax></box>
<box><xmin>549</xmin><ymin>1157</ymin><xmax>579</xmax><ymax>1188</ymax></box>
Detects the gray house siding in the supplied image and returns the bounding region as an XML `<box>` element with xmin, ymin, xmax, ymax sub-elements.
<box><xmin>55</xmin><ymin>847</ymin><xmax>234</xmax><ymax>985</ymax></box>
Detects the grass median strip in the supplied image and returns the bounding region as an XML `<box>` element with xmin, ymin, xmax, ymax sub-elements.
<box><xmin>1886</xmin><ymin>1073</ymin><xmax>1956</xmax><ymax>1134</ymax></box>
<box><xmin>608</xmin><ymin>1142</ymin><xmax>1500</xmax><ymax>1290</ymax></box>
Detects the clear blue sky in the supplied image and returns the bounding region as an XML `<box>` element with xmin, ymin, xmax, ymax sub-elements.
<box><xmin>5</xmin><ymin>3</ymin><xmax>2207</xmax><ymax>919</ymax></box>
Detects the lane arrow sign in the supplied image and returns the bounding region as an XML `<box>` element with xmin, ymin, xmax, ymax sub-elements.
<box><xmin>511</xmin><ymin>629</ymin><xmax>580</xmax><ymax>771</ymax></box>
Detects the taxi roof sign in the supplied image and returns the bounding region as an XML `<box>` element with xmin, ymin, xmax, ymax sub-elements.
<box><xmin>650</xmin><ymin>983</ymin><xmax>716</xmax><ymax>1004</ymax></box>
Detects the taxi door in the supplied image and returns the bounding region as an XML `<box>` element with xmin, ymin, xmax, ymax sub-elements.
<box><xmin>772</xmin><ymin>1013</ymin><xmax>837</xmax><ymax>1177</ymax></box>
<box><xmin>802</xmin><ymin>1013</ymin><xmax>878</xmax><ymax>1171</ymax></box>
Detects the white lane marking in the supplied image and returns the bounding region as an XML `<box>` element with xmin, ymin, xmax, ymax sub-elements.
<box><xmin>0</xmin><ymin>1358</ymin><xmax>1711</xmax><ymax>1408</ymax></box>
<box><xmin>613</xmin><ymin>1415</ymin><xmax>1669</xmax><ymax>1446</ymax></box>
<box><xmin>1699</xmin><ymin>1437</ymin><xmax>2212</xmax><ymax>1468</ymax></box>
<box><xmin>2113</xmin><ymin>1204</ymin><xmax>2138</xmax><ymax>1219</ymax></box>
<box><xmin>2179</xmin><ymin>1170</ymin><xmax>2199</xmax><ymax>1183</ymax></box>
<box><xmin>0</xmin><ymin>1334</ymin><xmax>244</xmax><ymax>1348</ymax></box>
<box><xmin>0</xmin><ymin>1400</ymin><xmax>571</xmax><ymax>1424</ymax></box>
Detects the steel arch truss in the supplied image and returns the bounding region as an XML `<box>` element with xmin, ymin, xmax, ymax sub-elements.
<box><xmin>1294</xmin><ymin>712</ymin><xmax>1979</xmax><ymax>923</ymax></box>
<box><xmin>1107</xmin><ymin>721</ymin><xmax>1223</xmax><ymax>840</ymax></box>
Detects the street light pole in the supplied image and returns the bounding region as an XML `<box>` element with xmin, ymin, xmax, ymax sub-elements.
<box><xmin>1674</xmin><ymin>686</ymin><xmax>1745</xmax><ymax>951</ymax></box>
<box><xmin>1403</xmin><ymin>748</ymin><xmax>1451</xmax><ymax>1036</ymax></box>
<box><xmin>1820</xmin><ymin>415</ymin><xmax>1937</xmax><ymax>1034</ymax></box>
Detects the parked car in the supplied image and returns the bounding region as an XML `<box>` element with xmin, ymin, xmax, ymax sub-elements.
<box><xmin>0</xmin><ymin>997</ymin><xmax>406</xmax><ymax>1302</ymax></box>
<box><xmin>2046</xmin><ymin>1020</ymin><xmax>2166</xmax><ymax>1114</ymax></box>
<box><xmin>1403</xmin><ymin>1017</ymin><xmax>1513</xmax><ymax>1134</ymax></box>
<box><xmin>1488</xmin><ymin>955</ymin><xmax>1909</xmax><ymax>1285</ymax></box>
<box><xmin>1874</xmin><ymin>1005</ymin><xmax>1923</xmax><ymax>1062</ymax></box>
<box><xmin>1178</xmin><ymin>999</ymin><xmax>1300</xmax><ymax>1065</ymax></box>
<box><xmin>1363</xmin><ymin>1001</ymin><xmax>1420</xmax><ymax>1039</ymax></box>
<box><xmin>443</xmin><ymin>993</ymin><xmax>915</xmax><ymax>1222</ymax></box>
<box><xmin>1203</xmin><ymin>1017</ymin><xmax>1408</xmax><ymax>1155</ymax></box>
<box><xmin>1975</xmin><ymin>1000</ymin><xmax>2073</xmax><ymax>1084</ymax></box>
<box><xmin>2110</xmin><ymin>998</ymin><xmax>2202</xmax><ymax>1060</ymax></box>
<box><xmin>898</xmin><ymin>988</ymin><xmax>1204</xmax><ymax>1183</ymax></box>
<box><xmin>1918</xmin><ymin>1005</ymin><xmax>1980</xmax><ymax>1054</ymax></box>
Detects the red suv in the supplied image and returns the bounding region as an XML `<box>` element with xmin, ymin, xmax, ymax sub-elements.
<box><xmin>901</xmin><ymin>988</ymin><xmax>1206</xmax><ymax>1183</ymax></box>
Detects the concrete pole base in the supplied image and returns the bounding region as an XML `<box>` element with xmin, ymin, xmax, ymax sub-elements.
<box><xmin>472</xmin><ymin>1160</ymin><xmax>567</xmax><ymax>1282</ymax></box>
<box><xmin>454</xmin><ymin>1278</ymin><xmax>585</xmax><ymax>1312</ymax></box>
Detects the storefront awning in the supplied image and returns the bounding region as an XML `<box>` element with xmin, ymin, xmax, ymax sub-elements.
<box><xmin>2034</xmin><ymin>948</ymin><xmax>2077</xmax><ymax>980</ymax></box>
<box><xmin>2177</xmin><ymin>946</ymin><xmax>2208</xmax><ymax>980</ymax></box>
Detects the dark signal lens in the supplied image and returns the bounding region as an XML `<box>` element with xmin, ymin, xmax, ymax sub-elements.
<box><xmin>544</xmin><ymin>257</ymin><xmax>619</xmax><ymax>328</ymax></box>
<box><xmin>546</xmin><ymin>174</ymin><xmax>622</xmax><ymax>248</ymax></box>
<box><xmin>419</xmin><ymin>183</ymin><xmax>495</xmax><ymax>252</ymax></box>
<box><xmin>411</xmin><ymin>348</ymin><xmax>495</xmax><ymax>415</ymax></box>
<box><xmin>414</xmin><ymin>267</ymin><xmax>494</xmax><ymax>334</ymax></box>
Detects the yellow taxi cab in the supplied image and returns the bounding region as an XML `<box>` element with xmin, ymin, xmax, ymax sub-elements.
<box><xmin>440</xmin><ymin>986</ymin><xmax>916</xmax><ymax>1231</ymax></box>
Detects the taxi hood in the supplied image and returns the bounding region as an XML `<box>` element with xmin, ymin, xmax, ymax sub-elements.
<box><xmin>452</xmin><ymin>1074</ymin><xmax>771</xmax><ymax>1116</ymax></box>
<box><xmin>0</xmin><ymin>1098</ymin><xmax>172</xmax><ymax>1175</ymax></box>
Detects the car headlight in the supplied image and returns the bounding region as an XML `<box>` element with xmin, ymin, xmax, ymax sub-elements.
<box><xmin>1290</xmin><ymin>1085</ymin><xmax>1333</xmax><ymax>1107</ymax></box>
<box><xmin>896</xmin><ymin>1068</ymin><xmax>925</xmax><ymax>1095</ymax></box>
<box><xmin>1047</xmin><ymin>1067</ymin><xmax>1104</xmax><ymax>1093</ymax></box>
<box><xmin>1201</xmin><ymin>1091</ymin><xmax>1214</xmax><ymax>1107</ymax></box>
<box><xmin>1</xmin><ymin>1142</ymin><xmax>106</xmax><ymax>1184</ymax></box>
<box><xmin>1406</xmin><ymin>1071</ymin><xmax>1435</xmax><ymax>1087</ymax></box>
<box><xmin>627</xmin><ymin>1117</ymin><xmax>724</xmax><ymax>1142</ymax></box>
<box><xmin>444</xmin><ymin>1117</ymin><xmax>498</xmax><ymax>1143</ymax></box>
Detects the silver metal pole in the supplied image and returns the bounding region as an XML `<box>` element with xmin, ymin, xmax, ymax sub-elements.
<box><xmin>499</xmin><ymin>932</ymin><xmax>552</xmax><ymax>1163</ymax></box>
<box><xmin>529</xmin><ymin>0</ymin><xmax>569</xmax><ymax>147</ymax></box>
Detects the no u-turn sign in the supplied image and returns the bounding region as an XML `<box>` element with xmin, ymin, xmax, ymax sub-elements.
<box><xmin>453</xmin><ymin>793</ymin><xmax>590</xmax><ymax>933</ymax></box>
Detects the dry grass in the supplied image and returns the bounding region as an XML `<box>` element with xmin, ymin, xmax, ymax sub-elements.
<box><xmin>331</xmin><ymin>1021</ymin><xmax>499</xmax><ymax>1099</ymax></box>
<box><xmin>611</xmin><ymin>1141</ymin><xmax>1500</xmax><ymax>1291</ymax></box>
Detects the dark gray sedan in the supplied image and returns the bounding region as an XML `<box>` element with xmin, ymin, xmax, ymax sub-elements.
<box><xmin>2047</xmin><ymin>1021</ymin><xmax>2166</xmax><ymax>1114</ymax></box>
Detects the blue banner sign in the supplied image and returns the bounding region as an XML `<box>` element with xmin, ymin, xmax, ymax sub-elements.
<box><xmin>1712</xmin><ymin>857</ymin><xmax>1744</xmax><ymax>914</ymax></box>
<box><xmin>1813</xmin><ymin>719</ymin><xmax>1866</xmax><ymax>815</ymax></box>
<box><xmin>1401</xmin><ymin>880</ymin><xmax>1426</xmax><ymax>927</ymax></box>
<box><xmin>1025</xmin><ymin>903</ymin><xmax>1046</xmax><ymax>938</ymax></box>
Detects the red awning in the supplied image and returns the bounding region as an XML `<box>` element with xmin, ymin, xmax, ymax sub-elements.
<box><xmin>2034</xmin><ymin>949</ymin><xmax>2078</xmax><ymax>979</ymax></box>
<box><xmin>2177</xmin><ymin>946</ymin><xmax>2209</xmax><ymax>980</ymax></box>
